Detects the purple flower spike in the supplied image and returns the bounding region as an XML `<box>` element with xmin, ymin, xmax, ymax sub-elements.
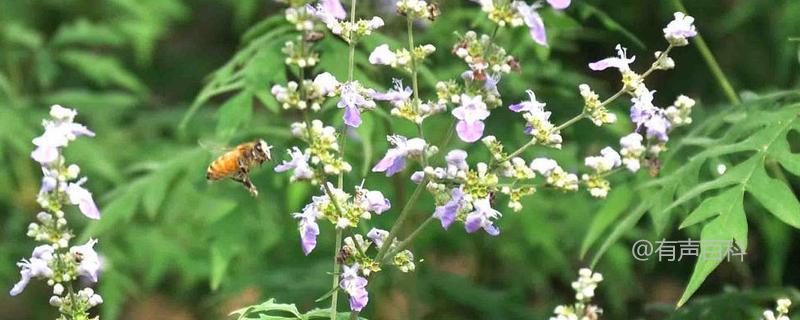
<box><xmin>452</xmin><ymin>94</ymin><xmax>490</xmax><ymax>143</ymax></box>
<box><xmin>433</xmin><ymin>188</ymin><xmax>463</xmax><ymax>229</ymax></box>
<box><xmin>322</xmin><ymin>0</ymin><xmax>346</xmax><ymax>20</ymax></box>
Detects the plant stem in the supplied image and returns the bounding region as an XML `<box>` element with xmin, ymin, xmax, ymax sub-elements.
<box><xmin>375</xmin><ymin>176</ymin><xmax>430</xmax><ymax>262</ymax></box>
<box><xmin>323</xmin><ymin>175</ymin><xmax>347</xmax><ymax>320</ymax></box>
<box><xmin>670</xmin><ymin>0</ymin><xmax>740</xmax><ymax>104</ymax></box>
<box><xmin>330</xmin><ymin>229</ymin><xmax>343</xmax><ymax>320</ymax></box>
<box><xmin>407</xmin><ymin>17</ymin><xmax>420</xmax><ymax>103</ymax></box>
<box><xmin>383</xmin><ymin>215</ymin><xmax>435</xmax><ymax>262</ymax></box>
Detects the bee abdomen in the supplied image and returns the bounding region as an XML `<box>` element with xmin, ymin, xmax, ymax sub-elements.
<box><xmin>207</xmin><ymin>153</ymin><xmax>239</xmax><ymax>180</ymax></box>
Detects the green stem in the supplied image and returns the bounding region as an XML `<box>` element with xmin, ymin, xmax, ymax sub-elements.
<box><xmin>330</xmin><ymin>229</ymin><xmax>343</xmax><ymax>320</ymax></box>
<box><xmin>670</xmin><ymin>0</ymin><xmax>740</xmax><ymax>104</ymax></box>
<box><xmin>407</xmin><ymin>17</ymin><xmax>419</xmax><ymax>103</ymax></box>
<box><xmin>322</xmin><ymin>177</ymin><xmax>347</xmax><ymax>320</ymax></box>
<box><xmin>383</xmin><ymin>215</ymin><xmax>435</xmax><ymax>263</ymax></box>
<box><xmin>375</xmin><ymin>176</ymin><xmax>430</xmax><ymax>263</ymax></box>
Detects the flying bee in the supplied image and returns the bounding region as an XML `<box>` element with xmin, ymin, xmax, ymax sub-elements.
<box><xmin>206</xmin><ymin>139</ymin><xmax>273</xmax><ymax>197</ymax></box>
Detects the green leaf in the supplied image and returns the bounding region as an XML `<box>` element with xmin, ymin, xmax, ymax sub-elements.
<box><xmin>215</xmin><ymin>90</ymin><xmax>254</xmax><ymax>141</ymax></box>
<box><xmin>59</xmin><ymin>50</ymin><xmax>147</xmax><ymax>93</ymax></box>
<box><xmin>52</xmin><ymin>19</ymin><xmax>125</xmax><ymax>47</ymax></box>
<box><xmin>580</xmin><ymin>185</ymin><xmax>632</xmax><ymax>258</ymax></box>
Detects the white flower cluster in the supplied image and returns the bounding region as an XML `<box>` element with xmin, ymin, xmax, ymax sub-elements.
<box><xmin>271</xmin><ymin>80</ymin><xmax>326</xmax><ymax>111</ymax></box>
<box><xmin>282</xmin><ymin>41</ymin><xmax>319</xmax><ymax>67</ymax></box>
<box><xmin>369</xmin><ymin>43</ymin><xmax>436</xmax><ymax>71</ymax></box>
<box><xmin>579</xmin><ymin>84</ymin><xmax>617</xmax><ymax>126</ymax></box>
<box><xmin>664</xmin><ymin>95</ymin><xmax>695</xmax><ymax>126</ymax></box>
<box><xmin>763</xmin><ymin>298</ymin><xmax>792</xmax><ymax>320</ymax></box>
<box><xmin>530</xmin><ymin>158</ymin><xmax>579</xmax><ymax>192</ymax></box>
<box><xmin>549</xmin><ymin>268</ymin><xmax>604</xmax><ymax>320</ymax></box>
<box><xmin>395</xmin><ymin>0</ymin><xmax>438</xmax><ymax>20</ymax></box>
<box><xmin>308</xmin><ymin>3</ymin><xmax>384</xmax><ymax>43</ymax></box>
<box><xmin>12</xmin><ymin>105</ymin><xmax>103</xmax><ymax>319</ymax></box>
<box><xmin>454</xmin><ymin>31</ymin><xmax>520</xmax><ymax>76</ymax></box>
<box><xmin>289</xmin><ymin>120</ymin><xmax>352</xmax><ymax>176</ymax></box>
<box><xmin>619</xmin><ymin>133</ymin><xmax>645</xmax><ymax>172</ymax></box>
<box><xmin>285</xmin><ymin>6</ymin><xmax>316</xmax><ymax>31</ymax></box>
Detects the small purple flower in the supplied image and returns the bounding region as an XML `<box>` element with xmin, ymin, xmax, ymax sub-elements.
<box><xmin>663</xmin><ymin>12</ymin><xmax>697</xmax><ymax>46</ymax></box>
<box><xmin>274</xmin><ymin>147</ymin><xmax>314</xmax><ymax>180</ymax></box>
<box><xmin>410</xmin><ymin>171</ymin><xmax>425</xmax><ymax>183</ymax></box>
<box><xmin>484</xmin><ymin>73</ymin><xmax>501</xmax><ymax>96</ymax></box>
<box><xmin>367</xmin><ymin>228</ymin><xmax>389</xmax><ymax>247</ymax></box>
<box><xmin>372</xmin><ymin>135</ymin><xmax>426</xmax><ymax>176</ymax></box>
<box><xmin>322</xmin><ymin>0</ymin><xmax>346</xmax><ymax>20</ymax></box>
<box><xmin>433</xmin><ymin>188</ymin><xmax>463</xmax><ymax>229</ymax></box>
<box><xmin>293</xmin><ymin>204</ymin><xmax>322</xmax><ymax>255</ymax></box>
<box><xmin>31</xmin><ymin>120</ymin><xmax>94</xmax><ymax>165</ymax></box>
<box><xmin>338</xmin><ymin>82</ymin><xmax>375</xmax><ymax>128</ymax></box>
<box><xmin>464</xmin><ymin>198</ymin><xmax>501</xmax><ymax>236</ymax></box>
<box><xmin>509</xmin><ymin>90</ymin><xmax>546</xmax><ymax>113</ymax></box>
<box><xmin>10</xmin><ymin>245</ymin><xmax>55</xmax><ymax>296</ymax></box>
<box><xmin>70</xmin><ymin>239</ymin><xmax>101</xmax><ymax>282</ymax></box>
<box><xmin>363</xmin><ymin>190</ymin><xmax>391</xmax><ymax>214</ymax></box>
<box><xmin>445</xmin><ymin>149</ymin><xmax>468</xmax><ymax>169</ymax></box>
<box><xmin>452</xmin><ymin>94</ymin><xmax>490</xmax><ymax>143</ymax></box>
<box><xmin>340</xmin><ymin>264</ymin><xmax>369</xmax><ymax>311</ymax></box>
<box><xmin>630</xmin><ymin>85</ymin><xmax>670</xmax><ymax>141</ymax></box>
<box><xmin>588</xmin><ymin>44</ymin><xmax>636</xmax><ymax>72</ymax></box>
<box><xmin>514</xmin><ymin>1</ymin><xmax>547</xmax><ymax>46</ymax></box>
<box><xmin>372</xmin><ymin>79</ymin><xmax>412</xmax><ymax>103</ymax></box>
<box><xmin>66</xmin><ymin>178</ymin><xmax>100</xmax><ymax>220</ymax></box>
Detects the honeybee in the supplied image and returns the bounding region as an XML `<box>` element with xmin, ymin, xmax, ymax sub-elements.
<box><xmin>206</xmin><ymin>139</ymin><xmax>273</xmax><ymax>196</ymax></box>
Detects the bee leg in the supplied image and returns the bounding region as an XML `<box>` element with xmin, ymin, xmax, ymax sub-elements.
<box><xmin>232</xmin><ymin>172</ymin><xmax>258</xmax><ymax>197</ymax></box>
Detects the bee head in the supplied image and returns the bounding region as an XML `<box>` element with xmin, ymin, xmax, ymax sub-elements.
<box><xmin>255</xmin><ymin>139</ymin><xmax>273</xmax><ymax>162</ymax></box>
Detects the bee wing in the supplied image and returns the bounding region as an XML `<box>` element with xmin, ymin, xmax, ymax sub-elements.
<box><xmin>198</xmin><ymin>138</ymin><xmax>233</xmax><ymax>158</ymax></box>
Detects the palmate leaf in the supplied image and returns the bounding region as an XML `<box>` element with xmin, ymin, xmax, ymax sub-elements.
<box><xmin>644</xmin><ymin>96</ymin><xmax>800</xmax><ymax>306</ymax></box>
<box><xmin>585</xmin><ymin>93</ymin><xmax>800</xmax><ymax>307</ymax></box>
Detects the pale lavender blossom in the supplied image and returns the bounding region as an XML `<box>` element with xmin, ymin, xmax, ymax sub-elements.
<box><xmin>293</xmin><ymin>204</ymin><xmax>322</xmax><ymax>255</ymax></box>
<box><xmin>464</xmin><ymin>198</ymin><xmax>501</xmax><ymax>236</ymax></box>
<box><xmin>530</xmin><ymin>157</ymin><xmax>559</xmax><ymax>175</ymax></box>
<box><xmin>630</xmin><ymin>85</ymin><xmax>670</xmax><ymax>141</ymax></box>
<box><xmin>372</xmin><ymin>79</ymin><xmax>412</xmax><ymax>103</ymax></box>
<box><xmin>514</xmin><ymin>1</ymin><xmax>548</xmax><ymax>46</ymax></box>
<box><xmin>372</xmin><ymin>135</ymin><xmax>427</xmax><ymax>176</ymax></box>
<box><xmin>547</xmin><ymin>0</ymin><xmax>571</xmax><ymax>10</ymax></box>
<box><xmin>307</xmin><ymin>4</ymin><xmax>342</xmax><ymax>34</ymax></box>
<box><xmin>663</xmin><ymin>12</ymin><xmax>697</xmax><ymax>46</ymax></box>
<box><xmin>322</xmin><ymin>0</ymin><xmax>346</xmax><ymax>20</ymax></box>
<box><xmin>274</xmin><ymin>147</ymin><xmax>314</xmax><ymax>180</ymax></box>
<box><xmin>338</xmin><ymin>82</ymin><xmax>375</xmax><ymax>127</ymax></box>
<box><xmin>368</xmin><ymin>44</ymin><xmax>397</xmax><ymax>66</ymax></box>
<box><xmin>313</xmin><ymin>72</ymin><xmax>339</xmax><ymax>96</ymax></box>
<box><xmin>66</xmin><ymin>178</ymin><xmax>100</xmax><ymax>220</ymax></box>
<box><xmin>339</xmin><ymin>264</ymin><xmax>369</xmax><ymax>311</ymax></box>
<box><xmin>363</xmin><ymin>190</ymin><xmax>391</xmax><ymax>214</ymax></box>
<box><xmin>509</xmin><ymin>90</ymin><xmax>546</xmax><ymax>113</ymax></box>
<box><xmin>433</xmin><ymin>188</ymin><xmax>463</xmax><ymax>229</ymax></box>
<box><xmin>70</xmin><ymin>239</ymin><xmax>101</xmax><ymax>282</ymax></box>
<box><xmin>588</xmin><ymin>44</ymin><xmax>635</xmax><ymax>72</ymax></box>
<box><xmin>366</xmin><ymin>228</ymin><xmax>389</xmax><ymax>247</ymax></box>
<box><xmin>31</xmin><ymin>107</ymin><xmax>95</xmax><ymax>165</ymax></box>
<box><xmin>10</xmin><ymin>245</ymin><xmax>55</xmax><ymax>296</ymax></box>
<box><xmin>452</xmin><ymin>94</ymin><xmax>490</xmax><ymax>143</ymax></box>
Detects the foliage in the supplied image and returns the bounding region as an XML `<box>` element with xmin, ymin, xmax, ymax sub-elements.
<box><xmin>0</xmin><ymin>0</ymin><xmax>799</xmax><ymax>319</ymax></box>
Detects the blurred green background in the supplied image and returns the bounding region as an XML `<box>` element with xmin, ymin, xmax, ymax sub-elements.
<box><xmin>1</xmin><ymin>0</ymin><xmax>799</xmax><ymax>319</ymax></box>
